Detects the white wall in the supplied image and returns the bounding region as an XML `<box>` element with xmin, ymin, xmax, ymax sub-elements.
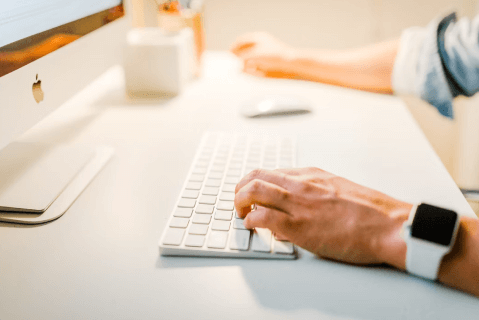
<box><xmin>203</xmin><ymin>0</ymin><xmax>478</xmax><ymax>50</ymax></box>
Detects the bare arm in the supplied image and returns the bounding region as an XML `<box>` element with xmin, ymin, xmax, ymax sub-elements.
<box><xmin>231</xmin><ymin>32</ymin><xmax>399</xmax><ymax>94</ymax></box>
<box><xmin>234</xmin><ymin>168</ymin><xmax>479</xmax><ymax>296</ymax></box>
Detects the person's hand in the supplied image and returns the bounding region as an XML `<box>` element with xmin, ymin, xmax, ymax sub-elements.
<box><xmin>234</xmin><ymin>168</ymin><xmax>412</xmax><ymax>268</ymax></box>
<box><xmin>230</xmin><ymin>32</ymin><xmax>300</xmax><ymax>79</ymax></box>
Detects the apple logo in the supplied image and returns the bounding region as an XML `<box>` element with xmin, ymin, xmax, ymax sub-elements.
<box><xmin>32</xmin><ymin>74</ymin><xmax>44</xmax><ymax>103</ymax></box>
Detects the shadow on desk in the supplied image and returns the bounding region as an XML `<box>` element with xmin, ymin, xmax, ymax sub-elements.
<box><xmin>156</xmin><ymin>250</ymin><xmax>478</xmax><ymax>320</ymax></box>
<box><xmin>92</xmin><ymin>87</ymin><xmax>176</xmax><ymax>108</ymax></box>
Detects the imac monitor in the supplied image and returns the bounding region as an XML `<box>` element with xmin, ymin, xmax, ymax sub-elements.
<box><xmin>0</xmin><ymin>0</ymin><xmax>128</xmax><ymax>151</ymax></box>
<box><xmin>0</xmin><ymin>0</ymin><xmax>129</xmax><ymax>222</ymax></box>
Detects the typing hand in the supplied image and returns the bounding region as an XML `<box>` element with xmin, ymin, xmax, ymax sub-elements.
<box><xmin>230</xmin><ymin>32</ymin><xmax>299</xmax><ymax>79</ymax></box>
<box><xmin>234</xmin><ymin>168</ymin><xmax>411</xmax><ymax>267</ymax></box>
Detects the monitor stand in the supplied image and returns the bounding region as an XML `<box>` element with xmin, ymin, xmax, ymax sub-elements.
<box><xmin>0</xmin><ymin>142</ymin><xmax>113</xmax><ymax>224</ymax></box>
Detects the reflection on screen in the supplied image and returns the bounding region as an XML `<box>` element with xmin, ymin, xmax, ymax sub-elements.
<box><xmin>0</xmin><ymin>1</ymin><xmax>124</xmax><ymax>77</ymax></box>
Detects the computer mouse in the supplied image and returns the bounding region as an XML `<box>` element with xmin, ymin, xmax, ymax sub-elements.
<box><xmin>240</xmin><ymin>95</ymin><xmax>312</xmax><ymax>118</ymax></box>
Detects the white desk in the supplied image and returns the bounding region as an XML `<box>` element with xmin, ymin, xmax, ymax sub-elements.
<box><xmin>1</xmin><ymin>52</ymin><xmax>477</xmax><ymax>320</ymax></box>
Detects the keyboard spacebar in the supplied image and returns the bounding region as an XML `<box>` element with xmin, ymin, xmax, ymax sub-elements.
<box><xmin>251</xmin><ymin>228</ymin><xmax>272</xmax><ymax>252</ymax></box>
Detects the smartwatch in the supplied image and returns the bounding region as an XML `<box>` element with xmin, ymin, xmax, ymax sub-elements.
<box><xmin>402</xmin><ymin>203</ymin><xmax>460</xmax><ymax>280</ymax></box>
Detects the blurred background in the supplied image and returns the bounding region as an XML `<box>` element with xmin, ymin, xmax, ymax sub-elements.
<box><xmin>131</xmin><ymin>0</ymin><xmax>479</xmax><ymax>212</ymax></box>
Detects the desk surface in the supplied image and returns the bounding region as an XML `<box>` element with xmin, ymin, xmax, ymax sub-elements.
<box><xmin>1</xmin><ymin>52</ymin><xmax>477</xmax><ymax>320</ymax></box>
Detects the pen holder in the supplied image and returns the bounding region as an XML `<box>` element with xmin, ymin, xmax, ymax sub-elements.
<box><xmin>123</xmin><ymin>28</ymin><xmax>194</xmax><ymax>98</ymax></box>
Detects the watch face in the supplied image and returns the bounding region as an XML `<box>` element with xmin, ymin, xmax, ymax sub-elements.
<box><xmin>411</xmin><ymin>204</ymin><xmax>458</xmax><ymax>246</ymax></box>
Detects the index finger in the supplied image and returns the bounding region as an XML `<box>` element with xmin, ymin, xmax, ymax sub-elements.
<box><xmin>234</xmin><ymin>178</ymin><xmax>292</xmax><ymax>217</ymax></box>
<box><xmin>235</xmin><ymin>169</ymin><xmax>297</xmax><ymax>194</ymax></box>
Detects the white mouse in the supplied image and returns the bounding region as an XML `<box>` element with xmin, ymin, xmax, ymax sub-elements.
<box><xmin>240</xmin><ymin>95</ymin><xmax>312</xmax><ymax>118</ymax></box>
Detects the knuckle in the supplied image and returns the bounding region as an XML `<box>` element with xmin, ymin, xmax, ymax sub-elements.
<box><xmin>245</xmin><ymin>169</ymin><xmax>261</xmax><ymax>182</ymax></box>
<box><xmin>250</xmin><ymin>168</ymin><xmax>264</xmax><ymax>177</ymax></box>
<box><xmin>300</xmin><ymin>181</ymin><xmax>315</xmax><ymax>193</ymax></box>
<box><xmin>279</xmin><ymin>189</ymin><xmax>290</xmax><ymax>202</ymax></box>
<box><xmin>289</xmin><ymin>213</ymin><xmax>306</xmax><ymax>229</ymax></box>
<box><xmin>251</xmin><ymin>179</ymin><xmax>263</xmax><ymax>191</ymax></box>
<box><xmin>310</xmin><ymin>167</ymin><xmax>323</xmax><ymax>173</ymax></box>
<box><xmin>246</xmin><ymin>179</ymin><xmax>263</xmax><ymax>197</ymax></box>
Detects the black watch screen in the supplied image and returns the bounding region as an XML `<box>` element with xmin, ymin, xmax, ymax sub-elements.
<box><xmin>411</xmin><ymin>203</ymin><xmax>458</xmax><ymax>246</ymax></box>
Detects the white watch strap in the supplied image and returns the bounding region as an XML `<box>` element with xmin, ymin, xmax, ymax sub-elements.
<box><xmin>405</xmin><ymin>235</ymin><xmax>447</xmax><ymax>280</ymax></box>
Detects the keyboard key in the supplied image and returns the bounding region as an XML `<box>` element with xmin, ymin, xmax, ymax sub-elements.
<box><xmin>233</xmin><ymin>219</ymin><xmax>247</xmax><ymax>229</ymax></box>
<box><xmin>273</xmin><ymin>239</ymin><xmax>294</xmax><ymax>254</ymax></box>
<box><xmin>211</xmin><ymin>220</ymin><xmax>230</xmax><ymax>231</ymax></box>
<box><xmin>217</xmin><ymin>201</ymin><xmax>234</xmax><ymax>211</ymax></box>
<box><xmin>230</xmin><ymin>158</ymin><xmax>243</xmax><ymax>164</ymax></box>
<box><xmin>162</xmin><ymin>228</ymin><xmax>185</xmax><ymax>246</ymax></box>
<box><xmin>185</xmin><ymin>234</ymin><xmax>206</xmax><ymax>247</ymax></box>
<box><xmin>213</xmin><ymin>159</ymin><xmax>227</xmax><ymax>166</ymax></box>
<box><xmin>222</xmin><ymin>184</ymin><xmax>236</xmax><ymax>192</ymax></box>
<box><xmin>215</xmin><ymin>154</ymin><xmax>228</xmax><ymax>160</ymax></box>
<box><xmin>263</xmin><ymin>160</ymin><xmax>277</xmax><ymax>166</ymax></box>
<box><xmin>280</xmin><ymin>155</ymin><xmax>293</xmax><ymax>161</ymax></box>
<box><xmin>182</xmin><ymin>190</ymin><xmax>199</xmax><ymax>199</ymax></box>
<box><xmin>205</xmin><ymin>179</ymin><xmax>221</xmax><ymax>187</ymax></box>
<box><xmin>219</xmin><ymin>192</ymin><xmax>235</xmax><ymax>201</ymax></box>
<box><xmin>189</xmin><ymin>174</ymin><xmax>205</xmax><ymax>182</ymax></box>
<box><xmin>189</xmin><ymin>224</ymin><xmax>209</xmax><ymax>235</ymax></box>
<box><xmin>196</xmin><ymin>160</ymin><xmax>209</xmax><ymax>168</ymax></box>
<box><xmin>195</xmin><ymin>204</ymin><xmax>214</xmax><ymax>214</ymax></box>
<box><xmin>234</xmin><ymin>209</ymin><xmax>240</xmax><ymax>218</ymax></box>
<box><xmin>173</xmin><ymin>208</ymin><xmax>193</xmax><ymax>218</ymax></box>
<box><xmin>185</xmin><ymin>182</ymin><xmax>202</xmax><ymax>190</ymax></box>
<box><xmin>169</xmin><ymin>217</ymin><xmax>189</xmax><ymax>228</ymax></box>
<box><xmin>228</xmin><ymin>163</ymin><xmax>242</xmax><ymax>169</ymax></box>
<box><xmin>252</xmin><ymin>228</ymin><xmax>272</xmax><ymax>252</ymax></box>
<box><xmin>229</xmin><ymin>230</ymin><xmax>251</xmax><ymax>250</ymax></box>
<box><xmin>178</xmin><ymin>198</ymin><xmax>196</xmax><ymax>208</ymax></box>
<box><xmin>224</xmin><ymin>177</ymin><xmax>240</xmax><ymax>184</ymax></box>
<box><xmin>192</xmin><ymin>214</ymin><xmax>211</xmax><ymax>224</ymax></box>
<box><xmin>210</xmin><ymin>165</ymin><xmax>225</xmax><ymax>172</ymax></box>
<box><xmin>215</xmin><ymin>210</ymin><xmax>233</xmax><ymax>221</ymax></box>
<box><xmin>199</xmin><ymin>195</ymin><xmax>216</xmax><ymax>205</ymax></box>
<box><xmin>208</xmin><ymin>172</ymin><xmax>223</xmax><ymax>179</ymax></box>
<box><xmin>192</xmin><ymin>167</ymin><xmax>207</xmax><ymax>174</ymax></box>
<box><xmin>279</xmin><ymin>161</ymin><xmax>293</xmax><ymax>168</ymax></box>
<box><xmin>246</xmin><ymin>153</ymin><xmax>260</xmax><ymax>160</ymax></box>
<box><xmin>207</xmin><ymin>231</ymin><xmax>228</xmax><ymax>249</ymax></box>
<box><xmin>226</xmin><ymin>169</ymin><xmax>241</xmax><ymax>177</ymax></box>
<box><xmin>202</xmin><ymin>187</ymin><xmax>219</xmax><ymax>196</ymax></box>
<box><xmin>264</xmin><ymin>155</ymin><xmax>276</xmax><ymax>162</ymax></box>
<box><xmin>198</xmin><ymin>155</ymin><xmax>211</xmax><ymax>162</ymax></box>
<box><xmin>263</xmin><ymin>164</ymin><xmax>276</xmax><ymax>170</ymax></box>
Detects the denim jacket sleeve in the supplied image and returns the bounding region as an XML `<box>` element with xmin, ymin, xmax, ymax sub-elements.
<box><xmin>392</xmin><ymin>13</ymin><xmax>479</xmax><ymax>119</ymax></box>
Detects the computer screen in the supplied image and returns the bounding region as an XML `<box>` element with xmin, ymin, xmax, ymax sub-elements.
<box><xmin>0</xmin><ymin>0</ymin><xmax>124</xmax><ymax>77</ymax></box>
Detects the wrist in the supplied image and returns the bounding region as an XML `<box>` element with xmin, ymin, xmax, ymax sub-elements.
<box><xmin>377</xmin><ymin>202</ymin><xmax>412</xmax><ymax>270</ymax></box>
<box><xmin>437</xmin><ymin>216</ymin><xmax>478</xmax><ymax>294</ymax></box>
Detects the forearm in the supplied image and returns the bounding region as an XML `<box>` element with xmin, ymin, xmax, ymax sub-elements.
<box><xmin>288</xmin><ymin>39</ymin><xmax>400</xmax><ymax>94</ymax></box>
<box><xmin>438</xmin><ymin>217</ymin><xmax>479</xmax><ymax>296</ymax></box>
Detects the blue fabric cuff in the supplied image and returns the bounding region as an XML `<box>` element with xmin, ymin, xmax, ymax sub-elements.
<box><xmin>393</xmin><ymin>13</ymin><xmax>458</xmax><ymax>119</ymax></box>
<box><xmin>417</xmin><ymin>14</ymin><xmax>456</xmax><ymax>119</ymax></box>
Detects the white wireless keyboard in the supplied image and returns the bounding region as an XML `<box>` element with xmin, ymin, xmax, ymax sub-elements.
<box><xmin>159</xmin><ymin>132</ymin><xmax>297</xmax><ymax>259</ymax></box>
